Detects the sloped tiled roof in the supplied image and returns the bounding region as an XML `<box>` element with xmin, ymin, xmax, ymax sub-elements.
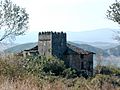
<box><xmin>23</xmin><ymin>43</ymin><xmax>95</xmax><ymax>55</ymax></box>
<box><xmin>66</xmin><ymin>44</ymin><xmax>95</xmax><ymax>55</ymax></box>
<box><xmin>24</xmin><ymin>45</ymin><xmax>38</xmax><ymax>51</ymax></box>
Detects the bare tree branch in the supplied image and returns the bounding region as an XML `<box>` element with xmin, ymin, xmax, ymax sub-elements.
<box><xmin>106</xmin><ymin>0</ymin><xmax>120</xmax><ymax>41</ymax></box>
<box><xmin>0</xmin><ymin>0</ymin><xmax>29</xmax><ymax>42</ymax></box>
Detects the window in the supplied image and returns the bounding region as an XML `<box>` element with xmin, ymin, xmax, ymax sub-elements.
<box><xmin>80</xmin><ymin>54</ymin><xmax>84</xmax><ymax>59</ymax></box>
<box><xmin>88</xmin><ymin>61</ymin><xmax>92</xmax><ymax>70</ymax></box>
<box><xmin>81</xmin><ymin>62</ymin><xmax>84</xmax><ymax>69</ymax></box>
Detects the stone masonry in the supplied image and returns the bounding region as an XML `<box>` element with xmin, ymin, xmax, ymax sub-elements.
<box><xmin>23</xmin><ymin>31</ymin><xmax>95</xmax><ymax>76</ymax></box>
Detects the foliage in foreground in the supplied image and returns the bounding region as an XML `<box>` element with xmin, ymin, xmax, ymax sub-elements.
<box><xmin>0</xmin><ymin>55</ymin><xmax>77</xmax><ymax>79</ymax></box>
<box><xmin>0</xmin><ymin>55</ymin><xmax>120</xmax><ymax>90</ymax></box>
<box><xmin>95</xmin><ymin>65</ymin><xmax>120</xmax><ymax>75</ymax></box>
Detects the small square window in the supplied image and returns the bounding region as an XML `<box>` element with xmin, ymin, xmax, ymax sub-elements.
<box><xmin>80</xmin><ymin>54</ymin><xmax>84</xmax><ymax>59</ymax></box>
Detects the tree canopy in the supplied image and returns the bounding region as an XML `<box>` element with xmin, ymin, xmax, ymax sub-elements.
<box><xmin>0</xmin><ymin>0</ymin><xmax>29</xmax><ymax>42</ymax></box>
<box><xmin>106</xmin><ymin>0</ymin><xmax>120</xmax><ymax>41</ymax></box>
<box><xmin>107</xmin><ymin>0</ymin><xmax>120</xmax><ymax>24</ymax></box>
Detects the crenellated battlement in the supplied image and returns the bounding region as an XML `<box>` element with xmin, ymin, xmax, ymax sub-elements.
<box><xmin>39</xmin><ymin>31</ymin><xmax>52</xmax><ymax>35</ymax></box>
<box><xmin>39</xmin><ymin>31</ymin><xmax>66</xmax><ymax>36</ymax></box>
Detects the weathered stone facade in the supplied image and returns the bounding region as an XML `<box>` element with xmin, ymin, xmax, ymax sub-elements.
<box><xmin>64</xmin><ymin>44</ymin><xmax>94</xmax><ymax>76</ymax></box>
<box><xmin>23</xmin><ymin>31</ymin><xmax>95</xmax><ymax>76</ymax></box>
<box><xmin>38</xmin><ymin>32</ymin><xmax>67</xmax><ymax>60</ymax></box>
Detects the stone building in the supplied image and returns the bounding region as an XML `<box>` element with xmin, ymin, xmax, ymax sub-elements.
<box><xmin>38</xmin><ymin>32</ymin><xmax>66</xmax><ymax>60</ymax></box>
<box><xmin>23</xmin><ymin>45</ymin><xmax>38</xmax><ymax>57</ymax></box>
<box><xmin>24</xmin><ymin>31</ymin><xmax>95</xmax><ymax>76</ymax></box>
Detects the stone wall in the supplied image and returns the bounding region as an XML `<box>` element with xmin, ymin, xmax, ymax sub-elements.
<box><xmin>38</xmin><ymin>32</ymin><xmax>67</xmax><ymax>58</ymax></box>
<box><xmin>38</xmin><ymin>31</ymin><xmax>94</xmax><ymax>76</ymax></box>
<box><xmin>38</xmin><ymin>32</ymin><xmax>52</xmax><ymax>57</ymax></box>
<box><xmin>64</xmin><ymin>53</ymin><xmax>93</xmax><ymax>76</ymax></box>
<box><xmin>52</xmin><ymin>32</ymin><xmax>67</xmax><ymax>59</ymax></box>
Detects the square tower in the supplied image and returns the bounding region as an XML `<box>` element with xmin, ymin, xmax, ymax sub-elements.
<box><xmin>38</xmin><ymin>32</ymin><xmax>67</xmax><ymax>59</ymax></box>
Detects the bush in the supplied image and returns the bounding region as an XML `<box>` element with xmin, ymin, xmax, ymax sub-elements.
<box><xmin>62</xmin><ymin>68</ymin><xmax>77</xmax><ymax>79</ymax></box>
<box><xmin>0</xmin><ymin>56</ymin><xmax>27</xmax><ymax>79</ymax></box>
<box><xmin>1</xmin><ymin>55</ymin><xmax>120</xmax><ymax>90</ymax></box>
<box><xmin>42</xmin><ymin>57</ymin><xmax>66</xmax><ymax>76</ymax></box>
<box><xmin>23</xmin><ymin>56</ymin><xmax>69</xmax><ymax>77</ymax></box>
<box><xmin>22</xmin><ymin>56</ymin><xmax>79</xmax><ymax>78</ymax></box>
<box><xmin>0</xmin><ymin>55</ymin><xmax>82</xmax><ymax>79</ymax></box>
<box><xmin>95</xmin><ymin>66</ymin><xmax>120</xmax><ymax>75</ymax></box>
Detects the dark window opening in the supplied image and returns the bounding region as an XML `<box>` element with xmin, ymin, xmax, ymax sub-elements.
<box><xmin>59</xmin><ymin>53</ymin><xmax>60</xmax><ymax>56</ymax></box>
<box><xmin>81</xmin><ymin>62</ymin><xmax>84</xmax><ymax>69</ymax></box>
<box><xmin>88</xmin><ymin>61</ymin><xmax>92</xmax><ymax>70</ymax></box>
<box><xmin>80</xmin><ymin>54</ymin><xmax>84</xmax><ymax>59</ymax></box>
<box><xmin>88</xmin><ymin>65</ymin><xmax>91</xmax><ymax>70</ymax></box>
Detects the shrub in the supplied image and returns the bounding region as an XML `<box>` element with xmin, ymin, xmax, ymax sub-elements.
<box><xmin>0</xmin><ymin>56</ymin><xmax>27</xmax><ymax>79</ymax></box>
<box><xmin>62</xmin><ymin>68</ymin><xmax>77</xmax><ymax>79</ymax></box>
<box><xmin>42</xmin><ymin>57</ymin><xmax>66</xmax><ymax>76</ymax></box>
<box><xmin>23</xmin><ymin>56</ymin><xmax>67</xmax><ymax>77</ymax></box>
<box><xmin>95</xmin><ymin>66</ymin><xmax>120</xmax><ymax>75</ymax></box>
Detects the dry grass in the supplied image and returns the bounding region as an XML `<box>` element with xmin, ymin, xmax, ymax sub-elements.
<box><xmin>0</xmin><ymin>78</ymin><xmax>40</xmax><ymax>90</ymax></box>
<box><xmin>0</xmin><ymin>55</ymin><xmax>120</xmax><ymax>90</ymax></box>
<box><xmin>0</xmin><ymin>75</ymin><xmax>120</xmax><ymax>90</ymax></box>
<box><xmin>0</xmin><ymin>76</ymin><xmax>67</xmax><ymax>90</ymax></box>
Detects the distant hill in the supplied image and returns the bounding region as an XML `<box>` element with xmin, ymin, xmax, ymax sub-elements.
<box><xmin>67</xmin><ymin>28</ymin><xmax>117</xmax><ymax>43</ymax></box>
<box><xmin>5</xmin><ymin>41</ymin><xmax>120</xmax><ymax>57</ymax></box>
<box><xmin>15</xmin><ymin>28</ymin><xmax>117</xmax><ymax>44</ymax></box>
<box><xmin>4</xmin><ymin>42</ymin><xmax>108</xmax><ymax>56</ymax></box>
<box><xmin>4</xmin><ymin>42</ymin><xmax>37</xmax><ymax>53</ymax></box>
<box><xmin>106</xmin><ymin>45</ymin><xmax>120</xmax><ymax>56</ymax></box>
<box><xmin>73</xmin><ymin>41</ymin><xmax>119</xmax><ymax>49</ymax></box>
<box><xmin>68</xmin><ymin>42</ymin><xmax>108</xmax><ymax>56</ymax></box>
<box><xmin>0</xmin><ymin>43</ymin><xmax>17</xmax><ymax>51</ymax></box>
<box><xmin>69</xmin><ymin>42</ymin><xmax>120</xmax><ymax>57</ymax></box>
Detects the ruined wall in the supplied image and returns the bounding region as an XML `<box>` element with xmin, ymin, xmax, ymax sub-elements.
<box><xmin>83</xmin><ymin>54</ymin><xmax>93</xmax><ymax>75</ymax></box>
<box><xmin>65</xmin><ymin>53</ymin><xmax>93</xmax><ymax>76</ymax></box>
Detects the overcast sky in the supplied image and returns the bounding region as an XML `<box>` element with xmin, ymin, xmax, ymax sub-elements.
<box><xmin>12</xmin><ymin>0</ymin><xmax>120</xmax><ymax>32</ymax></box>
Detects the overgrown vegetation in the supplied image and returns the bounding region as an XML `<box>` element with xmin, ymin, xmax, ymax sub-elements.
<box><xmin>0</xmin><ymin>55</ymin><xmax>78</xmax><ymax>79</ymax></box>
<box><xmin>0</xmin><ymin>55</ymin><xmax>120</xmax><ymax>90</ymax></box>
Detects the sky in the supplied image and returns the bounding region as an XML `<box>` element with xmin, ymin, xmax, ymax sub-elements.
<box><xmin>12</xmin><ymin>0</ymin><xmax>120</xmax><ymax>32</ymax></box>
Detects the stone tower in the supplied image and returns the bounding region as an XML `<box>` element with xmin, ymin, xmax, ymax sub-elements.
<box><xmin>38</xmin><ymin>32</ymin><xmax>67</xmax><ymax>59</ymax></box>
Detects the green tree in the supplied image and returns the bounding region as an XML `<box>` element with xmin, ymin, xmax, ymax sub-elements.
<box><xmin>107</xmin><ymin>0</ymin><xmax>120</xmax><ymax>24</ymax></box>
<box><xmin>0</xmin><ymin>0</ymin><xmax>29</xmax><ymax>42</ymax></box>
<box><xmin>106</xmin><ymin>0</ymin><xmax>120</xmax><ymax>41</ymax></box>
<box><xmin>24</xmin><ymin>56</ymin><xmax>66</xmax><ymax>76</ymax></box>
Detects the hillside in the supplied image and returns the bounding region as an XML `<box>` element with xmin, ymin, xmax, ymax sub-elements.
<box><xmin>74</xmin><ymin>41</ymin><xmax>119</xmax><ymax>49</ymax></box>
<box><xmin>5</xmin><ymin>41</ymin><xmax>120</xmax><ymax>57</ymax></box>
<box><xmin>4</xmin><ymin>42</ymin><xmax>37</xmax><ymax>53</ymax></box>
<box><xmin>106</xmin><ymin>45</ymin><xmax>120</xmax><ymax>56</ymax></box>
<box><xmin>0</xmin><ymin>43</ymin><xmax>17</xmax><ymax>51</ymax></box>
<box><xmin>68</xmin><ymin>42</ymin><xmax>108</xmax><ymax>56</ymax></box>
<box><xmin>15</xmin><ymin>28</ymin><xmax>117</xmax><ymax>44</ymax></box>
<box><xmin>67</xmin><ymin>28</ymin><xmax>117</xmax><ymax>42</ymax></box>
<box><xmin>4</xmin><ymin>42</ymin><xmax>108</xmax><ymax>56</ymax></box>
